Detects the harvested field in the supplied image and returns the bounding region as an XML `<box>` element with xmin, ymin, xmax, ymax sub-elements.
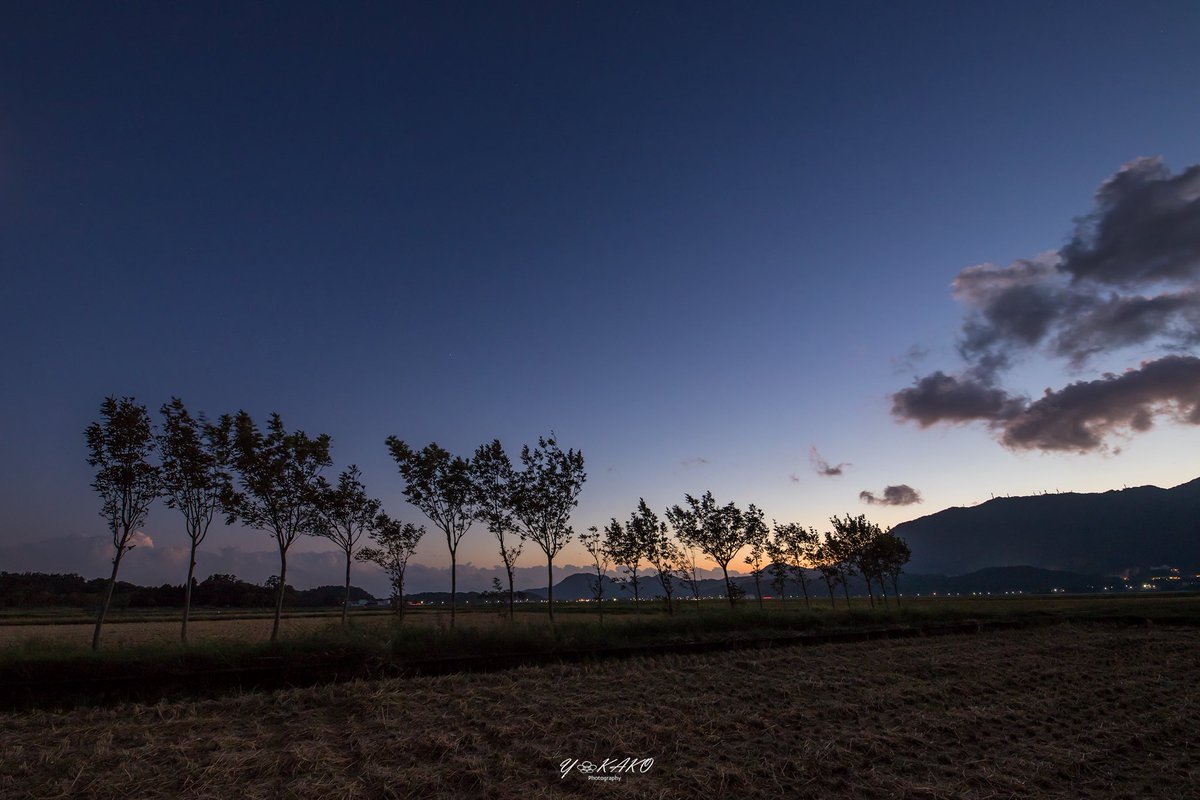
<box><xmin>5</xmin><ymin>593</ymin><xmax>1196</xmax><ymax>651</ymax></box>
<box><xmin>0</xmin><ymin>615</ymin><xmax>344</xmax><ymax>649</ymax></box>
<box><xmin>1</xmin><ymin>623</ymin><xmax>1196</xmax><ymax>799</ymax></box>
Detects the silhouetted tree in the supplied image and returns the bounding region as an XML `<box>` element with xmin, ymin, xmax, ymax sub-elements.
<box><xmin>357</xmin><ymin>513</ymin><xmax>424</xmax><ymax>619</ymax></box>
<box><xmin>510</xmin><ymin>434</ymin><xmax>586</xmax><ymax>622</ymax></box>
<box><xmin>471</xmin><ymin>440</ymin><xmax>523</xmax><ymax>619</ymax></box>
<box><xmin>666</xmin><ymin>492</ymin><xmax>761</xmax><ymax>608</ymax></box>
<box><xmin>643</xmin><ymin>507</ymin><xmax>682</xmax><ymax>614</ymax></box>
<box><xmin>833</xmin><ymin>514</ymin><xmax>882</xmax><ymax>608</ymax></box>
<box><xmin>580</xmin><ymin>525</ymin><xmax>610</xmax><ymax>622</ymax></box>
<box><xmin>196</xmin><ymin>573</ymin><xmax>276</xmax><ymax>607</ymax></box>
<box><xmin>225</xmin><ymin>411</ymin><xmax>331</xmax><ymax>642</ymax></box>
<box><xmin>766</xmin><ymin>548</ymin><xmax>788</xmax><ymax>602</ymax></box>
<box><xmin>316</xmin><ymin>465</ymin><xmax>381</xmax><ymax>624</ymax></box>
<box><xmin>158</xmin><ymin>398</ymin><xmax>232</xmax><ymax>644</ymax></box>
<box><xmin>876</xmin><ymin>530</ymin><xmax>912</xmax><ymax>606</ymax></box>
<box><xmin>605</xmin><ymin>509</ymin><xmax>652</xmax><ymax>613</ymax></box>
<box><xmin>481</xmin><ymin>577</ymin><xmax>506</xmax><ymax>604</ymax></box>
<box><xmin>674</xmin><ymin>541</ymin><xmax>704</xmax><ymax>603</ymax></box>
<box><xmin>859</xmin><ymin>525</ymin><xmax>892</xmax><ymax>606</ymax></box>
<box><xmin>813</xmin><ymin>539</ymin><xmax>841</xmax><ymax>610</ymax></box>
<box><xmin>773</xmin><ymin>522</ymin><xmax>818</xmax><ymax>608</ymax></box>
<box><xmin>821</xmin><ymin>527</ymin><xmax>858</xmax><ymax>607</ymax></box>
<box><xmin>85</xmin><ymin>396</ymin><xmax>160</xmax><ymax>650</ymax></box>
<box><xmin>742</xmin><ymin>506</ymin><xmax>769</xmax><ymax>609</ymax></box>
<box><xmin>385</xmin><ymin>439</ymin><xmax>478</xmax><ymax>628</ymax></box>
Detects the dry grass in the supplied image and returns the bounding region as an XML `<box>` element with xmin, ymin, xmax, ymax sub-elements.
<box><xmin>1</xmin><ymin>623</ymin><xmax>1196</xmax><ymax>799</ymax></box>
<box><xmin>0</xmin><ymin>616</ymin><xmax>338</xmax><ymax>649</ymax></box>
<box><xmin>6</xmin><ymin>593</ymin><xmax>1196</xmax><ymax>652</ymax></box>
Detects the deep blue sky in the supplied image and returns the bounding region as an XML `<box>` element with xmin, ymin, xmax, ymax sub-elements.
<box><xmin>3</xmin><ymin>2</ymin><xmax>1199</xmax><ymax>590</ymax></box>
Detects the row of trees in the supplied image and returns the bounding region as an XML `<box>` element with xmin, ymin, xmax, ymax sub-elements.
<box><xmin>85</xmin><ymin>395</ymin><xmax>910</xmax><ymax>648</ymax></box>
<box><xmin>577</xmin><ymin>495</ymin><xmax>911</xmax><ymax>614</ymax></box>
<box><xmin>84</xmin><ymin>396</ymin><xmax>586</xmax><ymax>647</ymax></box>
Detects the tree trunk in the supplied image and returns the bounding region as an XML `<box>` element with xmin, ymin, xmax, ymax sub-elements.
<box><xmin>841</xmin><ymin>573</ymin><xmax>852</xmax><ymax>607</ymax></box>
<box><xmin>754</xmin><ymin>574</ymin><xmax>764</xmax><ymax>610</ymax></box>
<box><xmin>546</xmin><ymin>556</ymin><xmax>555</xmax><ymax>622</ymax></box>
<box><xmin>507</xmin><ymin>565</ymin><xmax>516</xmax><ymax>621</ymax></box>
<box><xmin>92</xmin><ymin>548</ymin><xmax>125</xmax><ymax>651</ymax></box>
<box><xmin>449</xmin><ymin>547</ymin><xmax>457</xmax><ymax>629</ymax></box>
<box><xmin>824</xmin><ymin>576</ymin><xmax>836</xmax><ymax>610</ymax></box>
<box><xmin>721</xmin><ymin>564</ymin><xmax>735</xmax><ymax>608</ymax></box>
<box><xmin>181</xmin><ymin>539</ymin><xmax>198</xmax><ymax>644</ymax></box>
<box><xmin>342</xmin><ymin>548</ymin><xmax>353</xmax><ymax>624</ymax></box>
<box><xmin>799</xmin><ymin>571</ymin><xmax>811</xmax><ymax>609</ymax></box>
<box><xmin>892</xmin><ymin>573</ymin><xmax>901</xmax><ymax>608</ymax></box>
<box><xmin>877</xmin><ymin>573</ymin><xmax>888</xmax><ymax>608</ymax></box>
<box><xmin>864</xmin><ymin>572</ymin><xmax>876</xmax><ymax>608</ymax></box>
<box><xmin>271</xmin><ymin>549</ymin><xmax>287</xmax><ymax>643</ymax></box>
<box><xmin>632</xmin><ymin>573</ymin><xmax>640</xmax><ymax>614</ymax></box>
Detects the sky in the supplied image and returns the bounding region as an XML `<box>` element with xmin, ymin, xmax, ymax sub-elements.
<box><xmin>2</xmin><ymin>1</ymin><xmax>1199</xmax><ymax>595</ymax></box>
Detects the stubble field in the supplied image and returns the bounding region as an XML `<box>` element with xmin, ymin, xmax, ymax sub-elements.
<box><xmin>1</xmin><ymin>622</ymin><xmax>1196</xmax><ymax>799</ymax></box>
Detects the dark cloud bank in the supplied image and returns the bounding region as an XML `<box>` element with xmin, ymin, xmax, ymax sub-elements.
<box><xmin>859</xmin><ymin>484</ymin><xmax>923</xmax><ymax>506</ymax></box>
<box><xmin>893</xmin><ymin>158</ymin><xmax>1200</xmax><ymax>452</ymax></box>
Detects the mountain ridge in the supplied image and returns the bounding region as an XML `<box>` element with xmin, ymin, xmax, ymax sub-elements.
<box><xmin>892</xmin><ymin>476</ymin><xmax>1200</xmax><ymax>575</ymax></box>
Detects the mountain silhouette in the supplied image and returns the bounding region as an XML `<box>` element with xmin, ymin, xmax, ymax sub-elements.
<box><xmin>892</xmin><ymin>477</ymin><xmax>1200</xmax><ymax>576</ymax></box>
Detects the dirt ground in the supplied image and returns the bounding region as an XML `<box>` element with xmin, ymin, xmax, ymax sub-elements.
<box><xmin>1</xmin><ymin>623</ymin><xmax>1195</xmax><ymax>799</ymax></box>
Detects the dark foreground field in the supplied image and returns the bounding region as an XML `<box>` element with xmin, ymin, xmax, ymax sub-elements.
<box><xmin>1</xmin><ymin>623</ymin><xmax>1196</xmax><ymax>799</ymax></box>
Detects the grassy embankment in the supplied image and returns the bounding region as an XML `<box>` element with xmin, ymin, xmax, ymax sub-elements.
<box><xmin>1</xmin><ymin>593</ymin><xmax>1197</xmax><ymax>684</ymax></box>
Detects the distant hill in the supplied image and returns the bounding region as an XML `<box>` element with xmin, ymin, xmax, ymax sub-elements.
<box><xmin>893</xmin><ymin>477</ymin><xmax>1200</xmax><ymax>576</ymax></box>
<box><xmin>0</xmin><ymin>572</ymin><xmax>379</xmax><ymax>609</ymax></box>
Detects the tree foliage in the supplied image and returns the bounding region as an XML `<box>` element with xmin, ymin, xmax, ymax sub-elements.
<box><xmin>85</xmin><ymin>396</ymin><xmax>161</xmax><ymax>650</ymax></box>
<box><xmin>386</xmin><ymin>438</ymin><xmax>478</xmax><ymax>626</ymax></box>
<box><xmin>316</xmin><ymin>465</ymin><xmax>381</xmax><ymax>623</ymax></box>
<box><xmin>225</xmin><ymin>411</ymin><xmax>331</xmax><ymax>641</ymax></box>
<box><xmin>666</xmin><ymin>491</ymin><xmax>762</xmax><ymax>607</ymax></box>
<box><xmin>604</xmin><ymin>513</ymin><xmax>649</xmax><ymax>612</ymax></box>
<box><xmin>579</xmin><ymin>525</ymin><xmax>610</xmax><ymax>620</ymax></box>
<box><xmin>772</xmin><ymin>522</ymin><xmax>819</xmax><ymax>608</ymax></box>
<box><xmin>510</xmin><ymin>434</ymin><xmax>585</xmax><ymax>621</ymax></box>
<box><xmin>471</xmin><ymin>439</ymin><xmax>523</xmax><ymax>619</ymax></box>
<box><xmin>357</xmin><ymin>513</ymin><xmax>424</xmax><ymax>618</ymax></box>
<box><xmin>642</xmin><ymin>504</ymin><xmax>682</xmax><ymax>614</ymax></box>
<box><xmin>157</xmin><ymin>397</ymin><xmax>232</xmax><ymax>643</ymax></box>
<box><xmin>742</xmin><ymin>509</ymin><xmax>769</xmax><ymax>609</ymax></box>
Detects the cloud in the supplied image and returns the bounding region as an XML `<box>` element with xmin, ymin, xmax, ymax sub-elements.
<box><xmin>859</xmin><ymin>485</ymin><xmax>923</xmax><ymax>506</ymax></box>
<box><xmin>1059</xmin><ymin>158</ymin><xmax>1200</xmax><ymax>287</ymax></box>
<box><xmin>891</xmin><ymin>344</ymin><xmax>929</xmax><ymax>374</ymax></box>
<box><xmin>1000</xmin><ymin>355</ymin><xmax>1200</xmax><ymax>452</ymax></box>
<box><xmin>894</xmin><ymin>355</ymin><xmax>1200</xmax><ymax>453</ymax></box>
<box><xmin>954</xmin><ymin>254</ymin><xmax>1079</xmax><ymax>365</ymax></box>
<box><xmin>130</xmin><ymin>531</ymin><xmax>155</xmax><ymax>548</ymax></box>
<box><xmin>891</xmin><ymin>371</ymin><xmax>1025</xmax><ymax>427</ymax></box>
<box><xmin>809</xmin><ymin>446</ymin><xmax>850</xmax><ymax>477</ymax></box>
<box><xmin>953</xmin><ymin>256</ymin><xmax>1200</xmax><ymax>373</ymax></box>
<box><xmin>893</xmin><ymin>158</ymin><xmax>1200</xmax><ymax>452</ymax></box>
<box><xmin>1049</xmin><ymin>291</ymin><xmax>1200</xmax><ymax>369</ymax></box>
